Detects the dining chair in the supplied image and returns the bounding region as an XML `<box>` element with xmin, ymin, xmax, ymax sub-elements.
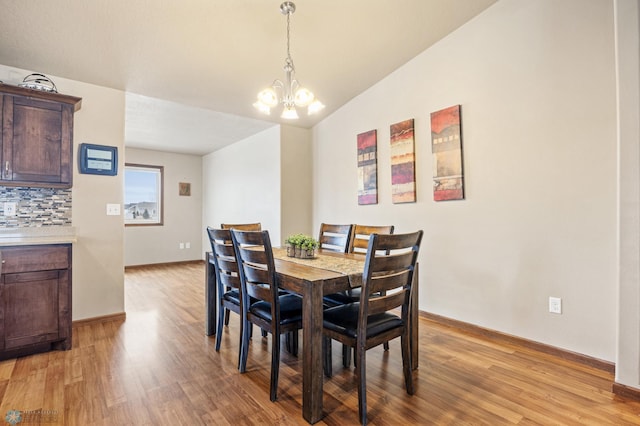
<box><xmin>324</xmin><ymin>225</ymin><xmax>395</xmax><ymax>368</ymax></box>
<box><xmin>318</xmin><ymin>223</ymin><xmax>353</xmax><ymax>253</ymax></box>
<box><xmin>219</xmin><ymin>223</ymin><xmax>262</xmax><ymax>326</ymax></box>
<box><xmin>348</xmin><ymin>224</ymin><xmax>395</xmax><ymax>254</ymax></box>
<box><xmin>206</xmin><ymin>227</ymin><xmax>246</xmax><ymax>368</ymax></box>
<box><xmin>223</xmin><ymin>222</ymin><xmax>301</xmax><ymax>351</ymax></box>
<box><xmin>322</xmin><ymin>230</ymin><xmax>423</xmax><ymax>425</ymax></box>
<box><xmin>231</xmin><ymin>229</ymin><xmax>304</xmax><ymax>402</ymax></box>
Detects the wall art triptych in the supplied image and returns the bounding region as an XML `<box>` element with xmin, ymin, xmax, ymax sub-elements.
<box><xmin>356</xmin><ymin>105</ymin><xmax>464</xmax><ymax>204</ymax></box>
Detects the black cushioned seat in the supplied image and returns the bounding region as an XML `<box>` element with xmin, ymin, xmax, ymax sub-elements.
<box><xmin>222</xmin><ymin>289</ymin><xmax>241</xmax><ymax>305</ymax></box>
<box><xmin>250</xmin><ymin>294</ymin><xmax>303</xmax><ymax>325</ymax></box>
<box><xmin>323</xmin><ymin>303</ymin><xmax>403</xmax><ymax>338</ymax></box>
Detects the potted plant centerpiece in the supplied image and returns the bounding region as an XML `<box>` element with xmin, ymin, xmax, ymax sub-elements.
<box><xmin>299</xmin><ymin>235</ymin><xmax>319</xmax><ymax>259</ymax></box>
<box><xmin>285</xmin><ymin>233</ymin><xmax>319</xmax><ymax>259</ymax></box>
<box><xmin>285</xmin><ymin>233</ymin><xmax>303</xmax><ymax>257</ymax></box>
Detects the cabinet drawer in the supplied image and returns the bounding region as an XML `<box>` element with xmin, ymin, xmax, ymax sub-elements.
<box><xmin>1</xmin><ymin>245</ymin><xmax>70</xmax><ymax>274</ymax></box>
<box><xmin>4</xmin><ymin>270</ymin><xmax>60</xmax><ymax>284</ymax></box>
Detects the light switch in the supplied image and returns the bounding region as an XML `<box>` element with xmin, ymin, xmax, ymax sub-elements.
<box><xmin>106</xmin><ymin>204</ymin><xmax>121</xmax><ymax>216</ymax></box>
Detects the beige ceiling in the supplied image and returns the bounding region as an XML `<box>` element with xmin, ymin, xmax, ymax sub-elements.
<box><xmin>0</xmin><ymin>0</ymin><xmax>496</xmax><ymax>155</ymax></box>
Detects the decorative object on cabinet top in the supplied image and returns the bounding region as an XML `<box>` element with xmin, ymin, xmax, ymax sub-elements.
<box><xmin>18</xmin><ymin>73</ymin><xmax>58</xmax><ymax>93</ymax></box>
<box><xmin>0</xmin><ymin>226</ymin><xmax>76</xmax><ymax>246</ymax></box>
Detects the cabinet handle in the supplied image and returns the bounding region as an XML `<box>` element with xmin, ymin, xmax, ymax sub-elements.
<box><xmin>4</xmin><ymin>161</ymin><xmax>8</xmax><ymax>174</ymax></box>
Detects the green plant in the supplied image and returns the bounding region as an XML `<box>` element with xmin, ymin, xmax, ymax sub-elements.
<box><xmin>285</xmin><ymin>233</ymin><xmax>305</xmax><ymax>247</ymax></box>
<box><xmin>285</xmin><ymin>233</ymin><xmax>318</xmax><ymax>250</ymax></box>
<box><xmin>301</xmin><ymin>236</ymin><xmax>319</xmax><ymax>251</ymax></box>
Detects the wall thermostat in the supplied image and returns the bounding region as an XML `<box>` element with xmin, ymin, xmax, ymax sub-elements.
<box><xmin>79</xmin><ymin>143</ymin><xmax>118</xmax><ymax>176</ymax></box>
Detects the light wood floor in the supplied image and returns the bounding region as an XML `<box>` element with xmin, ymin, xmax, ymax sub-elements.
<box><xmin>0</xmin><ymin>262</ymin><xmax>639</xmax><ymax>425</ymax></box>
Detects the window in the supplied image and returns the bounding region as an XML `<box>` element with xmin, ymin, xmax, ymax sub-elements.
<box><xmin>124</xmin><ymin>164</ymin><xmax>164</xmax><ymax>226</ymax></box>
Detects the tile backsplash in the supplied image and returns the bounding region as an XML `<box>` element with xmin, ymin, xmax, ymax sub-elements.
<box><xmin>0</xmin><ymin>187</ymin><xmax>72</xmax><ymax>227</ymax></box>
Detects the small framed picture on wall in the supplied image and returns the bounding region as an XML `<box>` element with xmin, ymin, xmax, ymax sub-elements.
<box><xmin>179</xmin><ymin>182</ymin><xmax>191</xmax><ymax>196</ymax></box>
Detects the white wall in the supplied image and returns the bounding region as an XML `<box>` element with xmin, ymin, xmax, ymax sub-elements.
<box><xmin>202</xmin><ymin>125</ymin><xmax>282</xmax><ymax>252</ymax></box>
<box><xmin>124</xmin><ymin>148</ymin><xmax>202</xmax><ymax>266</ymax></box>
<box><xmin>616</xmin><ymin>0</ymin><xmax>640</xmax><ymax>390</ymax></box>
<box><xmin>0</xmin><ymin>64</ymin><xmax>126</xmax><ymax>321</ymax></box>
<box><xmin>312</xmin><ymin>0</ymin><xmax>618</xmax><ymax>361</ymax></box>
<box><xmin>281</xmin><ymin>125</ymin><xmax>313</xmax><ymax>239</ymax></box>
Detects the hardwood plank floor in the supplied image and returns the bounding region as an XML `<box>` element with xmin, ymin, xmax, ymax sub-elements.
<box><xmin>0</xmin><ymin>262</ymin><xmax>639</xmax><ymax>425</ymax></box>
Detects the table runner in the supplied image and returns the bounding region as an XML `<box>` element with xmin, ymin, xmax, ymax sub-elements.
<box><xmin>272</xmin><ymin>247</ymin><xmax>363</xmax><ymax>288</ymax></box>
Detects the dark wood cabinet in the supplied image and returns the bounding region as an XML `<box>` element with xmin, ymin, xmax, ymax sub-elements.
<box><xmin>0</xmin><ymin>244</ymin><xmax>72</xmax><ymax>359</ymax></box>
<box><xmin>0</xmin><ymin>84</ymin><xmax>82</xmax><ymax>188</ymax></box>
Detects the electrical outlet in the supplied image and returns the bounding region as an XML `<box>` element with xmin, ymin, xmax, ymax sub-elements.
<box><xmin>179</xmin><ymin>243</ymin><xmax>185</xmax><ymax>249</ymax></box>
<box><xmin>185</xmin><ymin>242</ymin><xmax>191</xmax><ymax>249</ymax></box>
<box><xmin>549</xmin><ymin>297</ymin><xmax>562</xmax><ymax>314</ymax></box>
<box><xmin>4</xmin><ymin>202</ymin><xmax>16</xmax><ymax>217</ymax></box>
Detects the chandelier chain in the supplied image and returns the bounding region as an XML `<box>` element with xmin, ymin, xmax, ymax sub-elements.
<box><xmin>286</xmin><ymin>10</ymin><xmax>292</xmax><ymax>65</ymax></box>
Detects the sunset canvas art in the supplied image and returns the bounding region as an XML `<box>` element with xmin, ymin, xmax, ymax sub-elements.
<box><xmin>390</xmin><ymin>119</ymin><xmax>416</xmax><ymax>203</ymax></box>
<box><xmin>357</xmin><ymin>129</ymin><xmax>378</xmax><ymax>205</ymax></box>
<box><xmin>431</xmin><ymin>105</ymin><xmax>464</xmax><ymax>201</ymax></box>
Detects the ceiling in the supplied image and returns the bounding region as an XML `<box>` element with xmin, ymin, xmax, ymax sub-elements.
<box><xmin>0</xmin><ymin>0</ymin><xmax>496</xmax><ymax>155</ymax></box>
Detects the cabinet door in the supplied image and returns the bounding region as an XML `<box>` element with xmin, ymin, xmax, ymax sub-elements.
<box><xmin>1</xmin><ymin>270</ymin><xmax>61</xmax><ymax>350</ymax></box>
<box><xmin>1</xmin><ymin>95</ymin><xmax>73</xmax><ymax>186</ymax></box>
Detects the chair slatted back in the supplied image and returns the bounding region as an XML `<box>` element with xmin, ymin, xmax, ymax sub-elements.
<box><xmin>318</xmin><ymin>223</ymin><xmax>353</xmax><ymax>253</ymax></box>
<box><xmin>360</xmin><ymin>231</ymin><xmax>423</xmax><ymax>320</ymax></box>
<box><xmin>349</xmin><ymin>224</ymin><xmax>395</xmax><ymax>254</ymax></box>
<box><xmin>221</xmin><ymin>222</ymin><xmax>262</xmax><ymax>231</ymax></box>
<box><xmin>231</xmin><ymin>230</ymin><xmax>279</xmax><ymax>307</ymax></box>
<box><xmin>207</xmin><ymin>227</ymin><xmax>241</xmax><ymax>291</ymax></box>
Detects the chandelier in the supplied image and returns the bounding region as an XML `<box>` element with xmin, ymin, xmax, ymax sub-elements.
<box><xmin>253</xmin><ymin>1</ymin><xmax>324</xmax><ymax>120</ymax></box>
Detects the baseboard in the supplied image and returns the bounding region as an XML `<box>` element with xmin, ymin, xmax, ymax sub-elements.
<box><xmin>72</xmin><ymin>312</ymin><xmax>126</xmax><ymax>327</ymax></box>
<box><xmin>421</xmin><ymin>311</ymin><xmax>615</xmax><ymax>374</ymax></box>
<box><xmin>612</xmin><ymin>382</ymin><xmax>640</xmax><ymax>401</ymax></box>
<box><xmin>124</xmin><ymin>259</ymin><xmax>204</xmax><ymax>270</ymax></box>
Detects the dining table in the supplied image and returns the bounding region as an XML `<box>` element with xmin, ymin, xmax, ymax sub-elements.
<box><xmin>204</xmin><ymin>247</ymin><xmax>419</xmax><ymax>424</ymax></box>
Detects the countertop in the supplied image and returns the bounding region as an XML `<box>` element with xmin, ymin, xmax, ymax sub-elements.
<box><xmin>0</xmin><ymin>227</ymin><xmax>76</xmax><ymax>246</ymax></box>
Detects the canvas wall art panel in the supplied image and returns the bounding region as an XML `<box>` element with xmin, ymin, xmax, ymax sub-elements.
<box><xmin>431</xmin><ymin>105</ymin><xmax>464</xmax><ymax>201</ymax></box>
<box><xmin>357</xmin><ymin>129</ymin><xmax>378</xmax><ymax>205</ymax></box>
<box><xmin>390</xmin><ymin>119</ymin><xmax>416</xmax><ymax>203</ymax></box>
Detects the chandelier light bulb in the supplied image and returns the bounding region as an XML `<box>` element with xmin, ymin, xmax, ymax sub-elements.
<box><xmin>257</xmin><ymin>88</ymin><xmax>279</xmax><ymax>107</ymax></box>
<box><xmin>281</xmin><ymin>105</ymin><xmax>299</xmax><ymax>119</ymax></box>
<box><xmin>253</xmin><ymin>101</ymin><xmax>271</xmax><ymax>115</ymax></box>
<box><xmin>254</xmin><ymin>1</ymin><xmax>322</xmax><ymax>120</ymax></box>
<box><xmin>307</xmin><ymin>100</ymin><xmax>325</xmax><ymax>115</ymax></box>
<box><xmin>294</xmin><ymin>88</ymin><xmax>314</xmax><ymax>107</ymax></box>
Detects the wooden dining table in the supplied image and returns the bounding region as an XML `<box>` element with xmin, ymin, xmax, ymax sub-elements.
<box><xmin>204</xmin><ymin>248</ymin><xmax>419</xmax><ymax>424</ymax></box>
